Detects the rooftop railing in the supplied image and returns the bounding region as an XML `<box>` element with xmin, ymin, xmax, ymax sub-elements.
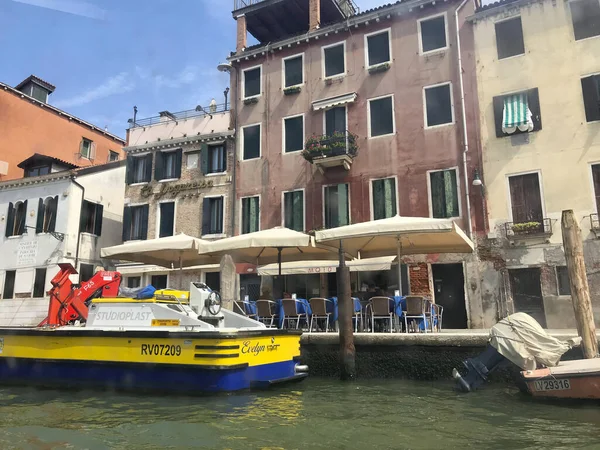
<box><xmin>128</xmin><ymin>103</ymin><xmax>229</xmax><ymax>129</ymax></box>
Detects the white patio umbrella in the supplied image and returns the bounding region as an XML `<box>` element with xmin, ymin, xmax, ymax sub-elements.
<box><xmin>257</xmin><ymin>256</ymin><xmax>397</xmax><ymax>276</ymax></box>
<box><xmin>314</xmin><ymin>215</ymin><xmax>474</xmax><ymax>294</ymax></box>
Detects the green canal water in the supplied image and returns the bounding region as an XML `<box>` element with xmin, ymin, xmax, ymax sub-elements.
<box><xmin>0</xmin><ymin>378</ymin><xmax>599</xmax><ymax>450</ymax></box>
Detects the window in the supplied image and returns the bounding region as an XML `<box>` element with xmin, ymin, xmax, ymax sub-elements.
<box><xmin>202</xmin><ymin>197</ymin><xmax>224</xmax><ymax>235</ymax></box>
<box><xmin>592</xmin><ymin>165</ymin><xmax>600</xmax><ymax>213</ymax></box>
<box><xmin>323</xmin><ymin>42</ymin><xmax>345</xmax><ymax>78</ymax></box>
<box><xmin>429</xmin><ymin>169</ymin><xmax>459</xmax><ymax>218</ymax></box>
<box><xmin>79</xmin><ymin>264</ymin><xmax>95</xmax><ymax>283</ymax></box>
<box><xmin>372</xmin><ymin>178</ymin><xmax>397</xmax><ymax>220</ymax></box>
<box><xmin>205</xmin><ymin>272</ymin><xmax>221</xmax><ymax>291</ymax></box>
<box><xmin>369</xmin><ymin>96</ymin><xmax>395</xmax><ymax>137</ymax></box>
<box><xmin>492</xmin><ymin>88</ymin><xmax>542</xmax><ymax>137</ymax></box>
<box><xmin>25</xmin><ymin>166</ymin><xmax>50</xmax><ymax>178</ymax></box>
<box><xmin>158</xmin><ymin>202</ymin><xmax>175</xmax><ymax>238</ymax></box>
<box><xmin>283</xmin><ymin>190</ymin><xmax>304</xmax><ymax>231</ymax></box>
<box><xmin>5</xmin><ymin>200</ymin><xmax>27</xmax><ymax>237</ymax></box>
<box><xmin>151</xmin><ymin>275</ymin><xmax>168</xmax><ymax>290</ymax></box>
<box><xmin>424</xmin><ymin>83</ymin><xmax>453</xmax><ymax>127</ymax></box>
<box><xmin>325</xmin><ymin>106</ymin><xmax>346</xmax><ymax>135</ymax></box>
<box><xmin>123</xmin><ymin>205</ymin><xmax>149</xmax><ymax>241</ymax></box>
<box><xmin>80</xmin><ymin>138</ymin><xmax>95</xmax><ymax>159</ymax></box>
<box><xmin>36</xmin><ymin>196</ymin><xmax>58</xmax><ymax>233</ymax></box>
<box><xmin>556</xmin><ymin>266</ymin><xmax>571</xmax><ymax>296</ymax></box>
<box><xmin>495</xmin><ymin>17</ymin><xmax>525</xmax><ymax>59</ymax></box>
<box><xmin>324</xmin><ymin>184</ymin><xmax>349</xmax><ymax>228</ymax></box>
<box><xmin>3</xmin><ymin>270</ymin><xmax>15</xmax><ymax>299</ymax></box>
<box><xmin>127</xmin><ymin>276</ymin><xmax>141</xmax><ymax>288</ymax></box>
<box><xmin>284</xmin><ymin>115</ymin><xmax>304</xmax><ymax>153</ymax></box>
<box><xmin>570</xmin><ymin>0</ymin><xmax>600</xmax><ymax>41</ymax></box>
<box><xmin>284</xmin><ymin>54</ymin><xmax>303</xmax><ymax>88</ymax></box>
<box><xmin>208</xmin><ymin>145</ymin><xmax>226</xmax><ymax>174</ymax></box>
<box><xmin>31</xmin><ymin>84</ymin><xmax>48</xmax><ymax>103</ymax></box>
<box><xmin>581</xmin><ymin>74</ymin><xmax>600</xmax><ymax>123</ymax></box>
<box><xmin>241</xmin><ymin>196</ymin><xmax>260</xmax><ymax>234</ymax></box>
<box><xmin>366</xmin><ymin>29</ymin><xmax>391</xmax><ymax>67</ymax></box>
<box><xmin>155</xmin><ymin>149</ymin><xmax>182</xmax><ymax>181</ymax></box>
<box><xmin>33</xmin><ymin>268</ymin><xmax>46</xmax><ymax>298</ymax></box>
<box><xmin>126</xmin><ymin>154</ymin><xmax>153</xmax><ymax>184</ymax></box>
<box><xmin>243</xmin><ymin>66</ymin><xmax>261</xmax><ymax>98</ymax></box>
<box><xmin>419</xmin><ymin>14</ymin><xmax>447</xmax><ymax>54</ymax></box>
<box><xmin>187</xmin><ymin>152</ymin><xmax>199</xmax><ymax>169</ymax></box>
<box><xmin>242</xmin><ymin>124</ymin><xmax>261</xmax><ymax>160</ymax></box>
<box><xmin>108</xmin><ymin>151</ymin><xmax>119</xmax><ymax>162</ymax></box>
<box><xmin>79</xmin><ymin>200</ymin><xmax>103</xmax><ymax>236</ymax></box>
<box><xmin>508</xmin><ymin>173</ymin><xmax>543</xmax><ymax>224</ymax></box>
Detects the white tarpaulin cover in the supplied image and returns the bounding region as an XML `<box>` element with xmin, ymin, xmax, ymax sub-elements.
<box><xmin>489</xmin><ymin>312</ymin><xmax>581</xmax><ymax>371</ymax></box>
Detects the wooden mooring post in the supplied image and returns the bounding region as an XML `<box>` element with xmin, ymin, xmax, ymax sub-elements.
<box><xmin>561</xmin><ymin>210</ymin><xmax>598</xmax><ymax>359</ymax></box>
<box><xmin>337</xmin><ymin>241</ymin><xmax>356</xmax><ymax>380</ymax></box>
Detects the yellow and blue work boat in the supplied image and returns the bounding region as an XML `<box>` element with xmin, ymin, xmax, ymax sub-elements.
<box><xmin>0</xmin><ymin>264</ymin><xmax>307</xmax><ymax>393</ymax></box>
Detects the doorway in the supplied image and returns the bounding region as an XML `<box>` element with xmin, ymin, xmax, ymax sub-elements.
<box><xmin>432</xmin><ymin>263</ymin><xmax>468</xmax><ymax>329</ymax></box>
<box><xmin>240</xmin><ymin>274</ymin><xmax>261</xmax><ymax>301</ymax></box>
<box><xmin>509</xmin><ymin>268</ymin><xmax>547</xmax><ymax>328</ymax></box>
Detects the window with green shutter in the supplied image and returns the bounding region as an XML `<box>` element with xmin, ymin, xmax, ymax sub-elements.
<box><xmin>324</xmin><ymin>184</ymin><xmax>349</xmax><ymax>228</ymax></box>
<box><xmin>284</xmin><ymin>190</ymin><xmax>304</xmax><ymax>231</ymax></box>
<box><xmin>241</xmin><ymin>196</ymin><xmax>260</xmax><ymax>234</ymax></box>
<box><xmin>429</xmin><ymin>169</ymin><xmax>459</xmax><ymax>219</ymax></box>
<box><xmin>372</xmin><ymin>178</ymin><xmax>397</xmax><ymax>220</ymax></box>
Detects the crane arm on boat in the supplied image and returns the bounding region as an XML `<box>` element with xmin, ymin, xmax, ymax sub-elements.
<box><xmin>38</xmin><ymin>263</ymin><xmax>122</xmax><ymax>327</ymax></box>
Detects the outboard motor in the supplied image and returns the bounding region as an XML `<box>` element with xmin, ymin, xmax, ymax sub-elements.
<box><xmin>453</xmin><ymin>345</ymin><xmax>508</xmax><ymax>392</ymax></box>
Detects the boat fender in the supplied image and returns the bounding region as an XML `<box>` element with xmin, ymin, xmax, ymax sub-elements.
<box><xmin>295</xmin><ymin>364</ymin><xmax>309</xmax><ymax>374</ymax></box>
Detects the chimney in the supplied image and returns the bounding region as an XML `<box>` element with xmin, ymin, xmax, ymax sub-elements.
<box><xmin>236</xmin><ymin>14</ymin><xmax>247</xmax><ymax>52</ymax></box>
<box><xmin>309</xmin><ymin>0</ymin><xmax>321</xmax><ymax>31</ymax></box>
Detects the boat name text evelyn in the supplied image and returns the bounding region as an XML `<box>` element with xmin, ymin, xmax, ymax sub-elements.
<box><xmin>140</xmin><ymin>180</ymin><xmax>214</xmax><ymax>198</ymax></box>
<box><xmin>141</xmin><ymin>344</ymin><xmax>182</xmax><ymax>356</ymax></box>
<box><xmin>95</xmin><ymin>311</ymin><xmax>152</xmax><ymax>321</ymax></box>
<box><xmin>241</xmin><ymin>340</ymin><xmax>280</xmax><ymax>356</ymax></box>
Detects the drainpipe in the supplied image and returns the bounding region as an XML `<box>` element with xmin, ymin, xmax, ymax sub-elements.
<box><xmin>455</xmin><ymin>0</ymin><xmax>473</xmax><ymax>239</ymax></box>
<box><xmin>230</xmin><ymin>65</ymin><xmax>239</xmax><ymax>236</ymax></box>
<box><xmin>71</xmin><ymin>175</ymin><xmax>85</xmax><ymax>271</ymax></box>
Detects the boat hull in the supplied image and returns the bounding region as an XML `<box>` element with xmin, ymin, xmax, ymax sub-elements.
<box><xmin>521</xmin><ymin>360</ymin><xmax>600</xmax><ymax>400</ymax></box>
<box><xmin>0</xmin><ymin>328</ymin><xmax>306</xmax><ymax>393</ymax></box>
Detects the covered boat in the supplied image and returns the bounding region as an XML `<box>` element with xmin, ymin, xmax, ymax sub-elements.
<box><xmin>0</xmin><ymin>264</ymin><xmax>307</xmax><ymax>393</ymax></box>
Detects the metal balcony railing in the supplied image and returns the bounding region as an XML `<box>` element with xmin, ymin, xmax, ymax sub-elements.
<box><xmin>505</xmin><ymin>218</ymin><xmax>552</xmax><ymax>238</ymax></box>
<box><xmin>128</xmin><ymin>103</ymin><xmax>229</xmax><ymax>129</ymax></box>
<box><xmin>591</xmin><ymin>213</ymin><xmax>600</xmax><ymax>231</ymax></box>
<box><xmin>302</xmin><ymin>131</ymin><xmax>358</xmax><ymax>163</ymax></box>
<box><xmin>234</xmin><ymin>0</ymin><xmax>358</xmax><ymax>14</ymax></box>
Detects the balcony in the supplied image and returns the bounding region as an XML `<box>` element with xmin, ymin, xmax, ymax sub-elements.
<box><xmin>505</xmin><ymin>218</ymin><xmax>552</xmax><ymax>239</ymax></box>
<box><xmin>591</xmin><ymin>213</ymin><xmax>600</xmax><ymax>235</ymax></box>
<box><xmin>128</xmin><ymin>103</ymin><xmax>229</xmax><ymax>129</ymax></box>
<box><xmin>302</xmin><ymin>131</ymin><xmax>358</xmax><ymax>174</ymax></box>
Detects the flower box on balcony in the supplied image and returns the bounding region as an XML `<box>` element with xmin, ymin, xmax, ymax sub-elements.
<box><xmin>283</xmin><ymin>86</ymin><xmax>301</xmax><ymax>95</ymax></box>
<box><xmin>368</xmin><ymin>62</ymin><xmax>391</xmax><ymax>75</ymax></box>
<box><xmin>243</xmin><ymin>97</ymin><xmax>259</xmax><ymax>105</ymax></box>
<box><xmin>302</xmin><ymin>131</ymin><xmax>358</xmax><ymax>173</ymax></box>
<box><xmin>505</xmin><ymin>219</ymin><xmax>552</xmax><ymax>239</ymax></box>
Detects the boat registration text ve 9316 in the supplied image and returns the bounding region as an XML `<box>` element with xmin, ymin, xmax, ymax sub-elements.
<box><xmin>533</xmin><ymin>379</ymin><xmax>571</xmax><ymax>391</ymax></box>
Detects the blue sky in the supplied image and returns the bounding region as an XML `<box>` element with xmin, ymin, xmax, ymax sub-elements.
<box><xmin>0</xmin><ymin>0</ymin><xmax>384</xmax><ymax>139</ymax></box>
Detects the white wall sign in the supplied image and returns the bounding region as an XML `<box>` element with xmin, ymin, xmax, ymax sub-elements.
<box><xmin>17</xmin><ymin>241</ymin><xmax>38</xmax><ymax>267</ymax></box>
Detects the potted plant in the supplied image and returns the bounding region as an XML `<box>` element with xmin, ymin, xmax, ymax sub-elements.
<box><xmin>511</xmin><ymin>221</ymin><xmax>543</xmax><ymax>235</ymax></box>
<box><xmin>243</xmin><ymin>97</ymin><xmax>259</xmax><ymax>105</ymax></box>
<box><xmin>283</xmin><ymin>86</ymin><xmax>301</xmax><ymax>95</ymax></box>
<box><xmin>368</xmin><ymin>62</ymin><xmax>391</xmax><ymax>75</ymax></box>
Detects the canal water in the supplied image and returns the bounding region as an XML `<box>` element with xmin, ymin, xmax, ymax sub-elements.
<box><xmin>1</xmin><ymin>379</ymin><xmax>599</xmax><ymax>450</ymax></box>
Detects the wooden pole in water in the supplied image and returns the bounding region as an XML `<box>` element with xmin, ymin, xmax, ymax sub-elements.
<box><xmin>336</xmin><ymin>240</ymin><xmax>356</xmax><ymax>380</ymax></box>
<box><xmin>561</xmin><ymin>210</ymin><xmax>598</xmax><ymax>359</ymax></box>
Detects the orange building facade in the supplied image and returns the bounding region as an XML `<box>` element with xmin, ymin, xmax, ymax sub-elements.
<box><xmin>0</xmin><ymin>76</ymin><xmax>125</xmax><ymax>181</ymax></box>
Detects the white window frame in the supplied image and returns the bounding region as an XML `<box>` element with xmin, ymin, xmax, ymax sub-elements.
<box><xmin>157</xmin><ymin>148</ymin><xmax>180</xmax><ymax>183</ymax></box>
<box><xmin>125</xmin><ymin>275</ymin><xmax>143</xmax><ymax>289</ymax></box>
<box><xmin>240</xmin><ymin>123</ymin><xmax>262</xmax><ymax>161</ymax></box>
<box><xmin>148</xmin><ymin>272</ymin><xmax>170</xmax><ymax>290</ymax></box>
<box><xmin>368</xmin><ymin>175</ymin><xmax>399</xmax><ymax>221</ymax></box>
<box><xmin>239</xmin><ymin>194</ymin><xmax>261</xmax><ymax>234</ymax></box>
<box><xmin>322</xmin><ymin>105</ymin><xmax>349</xmax><ymax>135</ymax></box>
<box><xmin>322</xmin><ymin>182</ymin><xmax>352</xmax><ymax>228</ymax></box>
<box><xmin>124</xmin><ymin>202</ymin><xmax>149</xmax><ymax>243</ymax></box>
<box><xmin>155</xmin><ymin>199</ymin><xmax>177</xmax><ymax>239</ymax></box>
<box><xmin>129</xmin><ymin>152</ymin><xmax>151</xmax><ymax>186</ymax></box>
<box><xmin>242</xmin><ymin>64</ymin><xmax>262</xmax><ymax>100</ymax></box>
<box><xmin>281</xmin><ymin>188</ymin><xmax>306</xmax><ymax>232</ymax></box>
<box><xmin>367</xmin><ymin>94</ymin><xmax>396</xmax><ymax>139</ymax></box>
<box><xmin>321</xmin><ymin>40</ymin><xmax>347</xmax><ymax>80</ymax></box>
<box><xmin>80</xmin><ymin>138</ymin><xmax>94</xmax><ymax>159</ymax></box>
<box><xmin>364</xmin><ymin>27</ymin><xmax>393</xmax><ymax>69</ymax></box>
<box><xmin>282</xmin><ymin>52</ymin><xmax>305</xmax><ymax>89</ymax></box>
<box><xmin>417</xmin><ymin>12</ymin><xmax>449</xmax><ymax>55</ymax></box>
<box><xmin>423</xmin><ymin>81</ymin><xmax>455</xmax><ymax>129</ymax></box>
<box><xmin>426</xmin><ymin>167</ymin><xmax>462</xmax><ymax>219</ymax></box>
<box><xmin>568</xmin><ymin>0</ymin><xmax>600</xmax><ymax>42</ymax></box>
<box><xmin>494</xmin><ymin>15</ymin><xmax>526</xmax><ymax>61</ymax></box>
<box><xmin>202</xmin><ymin>194</ymin><xmax>227</xmax><ymax>239</ymax></box>
<box><xmin>282</xmin><ymin>113</ymin><xmax>305</xmax><ymax>154</ymax></box>
<box><xmin>505</xmin><ymin>169</ymin><xmax>546</xmax><ymax>223</ymax></box>
<box><xmin>206</xmin><ymin>143</ymin><xmax>228</xmax><ymax>176</ymax></box>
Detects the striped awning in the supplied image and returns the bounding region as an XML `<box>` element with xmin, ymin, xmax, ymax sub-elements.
<box><xmin>502</xmin><ymin>93</ymin><xmax>534</xmax><ymax>134</ymax></box>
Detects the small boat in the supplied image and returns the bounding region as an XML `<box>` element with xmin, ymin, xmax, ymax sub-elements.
<box><xmin>0</xmin><ymin>264</ymin><xmax>308</xmax><ymax>394</ymax></box>
<box><xmin>452</xmin><ymin>312</ymin><xmax>600</xmax><ymax>400</ymax></box>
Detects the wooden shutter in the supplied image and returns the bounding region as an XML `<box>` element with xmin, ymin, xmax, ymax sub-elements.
<box><xmin>430</xmin><ymin>172</ymin><xmax>444</xmax><ymax>218</ymax></box>
<box><xmin>17</xmin><ymin>200</ymin><xmax>27</xmax><ymax>235</ymax></box>
<box><xmin>90</xmin><ymin>142</ymin><xmax>97</xmax><ymax>160</ymax></box>
<box><xmin>509</xmin><ymin>176</ymin><xmax>526</xmax><ymax>223</ymax></box>
<box><xmin>493</xmin><ymin>95</ymin><xmax>505</xmax><ymax>138</ymax></box>
<box><xmin>79</xmin><ymin>201</ymin><xmax>89</xmax><ymax>233</ymax></box>
<box><xmin>36</xmin><ymin>198</ymin><xmax>45</xmax><ymax>233</ymax></box>
<box><xmin>201</xmin><ymin>198</ymin><xmax>211</xmax><ymax>235</ymax></box>
<box><xmin>581</xmin><ymin>76</ymin><xmax>600</xmax><ymax>123</ymax></box>
<box><xmin>144</xmin><ymin>154</ymin><xmax>153</xmax><ymax>182</ymax></box>
<box><xmin>523</xmin><ymin>173</ymin><xmax>543</xmax><ymax>222</ymax></box>
<box><xmin>284</xmin><ymin>193</ymin><xmax>293</xmax><ymax>229</ymax></box>
<box><xmin>154</xmin><ymin>152</ymin><xmax>164</xmax><ymax>181</ymax></box>
<box><xmin>125</xmin><ymin>156</ymin><xmax>134</xmax><ymax>184</ymax></box>
<box><xmin>292</xmin><ymin>191</ymin><xmax>303</xmax><ymax>231</ymax></box>
<box><xmin>372</xmin><ymin>180</ymin><xmax>384</xmax><ymax>220</ymax></box>
<box><xmin>200</xmin><ymin>144</ymin><xmax>209</xmax><ymax>175</ymax></box>
<box><xmin>140</xmin><ymin>205</ymin><xmax>149</xmax><ymax>240</ymax></box>
<box><xmin>241</xmin><ymin>198</ymin><xmax>249</xmax><ymax>234</ymax></box>
<box><xmin>48</xmin><ymin>196</ymin><xmax>58</xmax><ymax>233</ymax></box>
<box><xmin>527</xmin><ymin>88</ymin><xmax>542</xmax><ymax>131</ymax></box>
<box><xmin>5</xmin><ymin>202</ymin><xmax>14</xmax><ymax>237</ymax></box>
<box><xmin>174</xmin><ymin>149</ymin><xmax>182</xmax><ymax>179</ymax></box>
<box><xmin>122</xmin><ymin>206</ymin><xmax>132</xmax><ymax>241</ymax></box>
<box><xmin>94</xmin><ymin>204</ymin><xmax>104</xmax><ymax>236</ymax></box>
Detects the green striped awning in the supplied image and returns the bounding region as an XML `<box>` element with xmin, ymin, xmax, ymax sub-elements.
<box><xmin>502</xmin><ymin>93</ymin><xmax>533</xmax><ymax>133</ymax></box>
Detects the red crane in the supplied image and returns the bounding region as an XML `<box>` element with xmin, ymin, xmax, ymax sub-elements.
<box><xmin>38</xmin><ymin>263</ymin><xmax>122</xmax><ymax>327</ymax></box>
